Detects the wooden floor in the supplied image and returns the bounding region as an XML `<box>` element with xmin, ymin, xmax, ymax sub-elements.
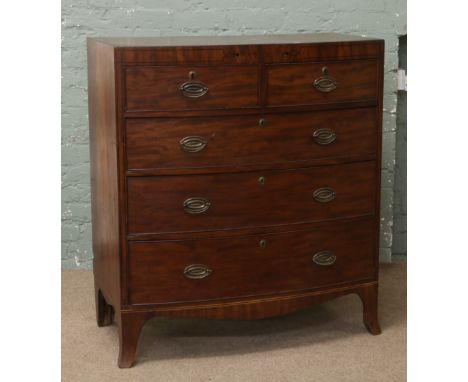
<box><xmin>62</xmin><ymin>263</ymin><xmax>406</xmax><ymax>382</ymax></box>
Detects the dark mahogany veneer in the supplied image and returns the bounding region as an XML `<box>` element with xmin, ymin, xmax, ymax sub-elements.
<box><xmin>88</xmin><ymin>33</ymin><xmax>384</xmax><ymax>368</ymax></box>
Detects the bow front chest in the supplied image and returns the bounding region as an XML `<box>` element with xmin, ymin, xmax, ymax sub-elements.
<box><xmin>87</xmin><ymin>33</ymin><xmax>384</xmax><ymax>368</ymax></box>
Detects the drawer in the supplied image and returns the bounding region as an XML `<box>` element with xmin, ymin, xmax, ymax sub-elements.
<box><xmin>262</xmin><ymin>43</ymin><xmax>382</xmax><ymax>63</ymax></box>
<box><xmin>127</xmin><ymin>161</ymin><xmax>376</xmax><ymax>235</ymax></box>
<box><xmin>122</xmin><ymin>45</ymin><xmax>259</xmax><ymax>65</ymax></box>
<box><xmin>128</xmin><ymin>218</ymin><xmax>375</xmax><ymax>304</ymax></box>
<box><xmin>125</xmin><ymin>108</ymin><xmax>377</xmax><ymax>171</ymax></box>
<box><xmin>125</xmin><ymin>66</ymin><xmax>259</xmax><ymax>111</ymax></box>
<box><xmin>267</xmin><ymin>60</ymin><xmax>378</xmax><ymax>106</ymax></box>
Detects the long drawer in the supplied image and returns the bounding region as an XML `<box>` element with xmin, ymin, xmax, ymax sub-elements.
<box><xmin>125</xmin><ymin>108</ymin><xmax>377</xmax><ymax>171</ymax></box>
<box><xmin>127</xmin><ymin>161</ymin><xmax>376</xmax><ymax>235</ymax></box>
<box><xmin>128</xmin><ymin>218</ymin><xmax>375</xmax><ymax>305</ymax></box>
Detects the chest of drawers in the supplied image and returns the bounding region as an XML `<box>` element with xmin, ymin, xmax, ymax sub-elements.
<box><xmin>87</xmin><ymin>33</ymin><xmax>384</xmax><ymax>368</ymax></box>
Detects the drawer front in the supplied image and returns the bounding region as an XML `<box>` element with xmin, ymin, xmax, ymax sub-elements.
<box><xmin>262</xmin><ymin>43</ymin><xmax>382</xmax><ymax>63</ymax></box>
<box><xmin>267</xmin><ymin>60</ymin><xmax>378</xmax><ymax>106</ymax></box>
<box><xmin>128</xmin><ymin>218</ymin><xmax>375</xmax><ymax>304</ymax></box>
<box><xmin>125</xmin><ymin>66</ymin><xmax>259</xmax><ymax>111</ymax></box>
<box><xmin>125</xmin><ymin>108</ymin><xmax>377</xmax><ymax>171</ymax></box>
<box><xmin>127</xmin><ymin>161</ymin><xmax>376</xmax><ymax>234</ymax></box>
<box><xmin>122</xmin><ymin>45</ymin><xmax>259</xmax><ymax>65</ymax></box>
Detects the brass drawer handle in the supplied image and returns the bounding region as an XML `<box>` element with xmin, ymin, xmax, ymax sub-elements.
<box><xmin>313</xmin><ymin>187</ymin><xmax>336</xmax><ymax>203</ymax></box>
<box><xmin>313</xmin><ymin>66</ymin><xmax>337</xmax><ymax>93</ymax></box>
<box><xmin>179</xmin><ymin>71</ymin><xmax>208</xmax><ymax>98</ymax></box>
<box><xmin>183</xmin><ymin>197</ymin><xmax>211</xmax><ymax>214</ymax></box>
<box><xmin>313</xmin><ymin>251</ymin><xmax>336</xmax><ymax>266</ymax></box>
<box><xmin>313</xmin><ymin>128</ymin><xmax>336</xmax><ymax>145</ymax></box>
<box><xmin>184</xmin><ymin>264</ymin><xmax>213</xmax><ymax>279</ymax></box>
<box><xmin>180</xmin><ymin>136</ymin><xmax>207</xmax><ymax>153</ymax></box>
<box><xmin>180</xmin><ymin>81</ymin><xmax>209</xmax><ymax>98</ymax></box>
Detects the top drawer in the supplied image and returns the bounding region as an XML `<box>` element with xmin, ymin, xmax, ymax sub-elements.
<box><xmin>125</xmin><ymin>65</ymin><xmax>259</xmax><ymax>111</ymax></box>
<box><xmin>267</xmin><ymin>59</ymin><xmax>378</xmax><ymax>107</ymax></box>
<box><xmin>262</xmin><ymin>42</ymin><xmax>382</xmax><ymax>63</ymax></box>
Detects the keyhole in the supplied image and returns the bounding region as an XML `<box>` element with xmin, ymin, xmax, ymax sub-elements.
<box><xmin>322</xmin><ymin>66</ymin><xmax>329</xmax><ymax>75</ymax></box>
<box><xmin>259</xmin><ymin>239</ymin><xmax>267</xmax><ymax>248</ymax></box>
<box><xmin>258</xmin><ymin>176</ymin><xmax>265</xmax><ymax>185</ymax></box>
<box><xmin>189</xmin><ymin>71</ymin><xmax>197</xmax><ymax>80</ymax></box>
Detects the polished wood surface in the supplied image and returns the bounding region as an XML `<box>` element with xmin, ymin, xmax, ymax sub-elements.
<box><xmin>116</xmin><ymin>281</ymin><xmax>379</xmax><ymax>367</ymax></box>
<box><xmin>267</xmin><ymin>60</ymin><xmax>378</xmax><ymax>106</ymax></box>
<box><xmin>87</xmin><ymin>39</ymin><xmax>121</xmax><ymax>312</ymax></box>
<box><xmin>88</xmin><ymin>34</ymin><xmax>384</xmax><ymax>368</ymax></box>
<box><xmin>121</xmin><ymin>45</ymin><xmax>259</xmax><ymax>65</ymax></box>
<box><xmin>127</xmin><ymin>161</ymin><xmax>375</xmax><ymax>234</ymax></box>
<box><xmin>125</xmin><ymin>108</ymin><xmax>376</xmax><ymax>171</ymax></box>
<box><xmin>128</xmin><ymin>218</ymin><xmax>374</xmax><ymax>305</ymax></box>
<box><xmin>125</xmin><ymin>65</ymin><xmax>259</xmax><ymax>111</ymax></box>
<box><xmin>262</xmin><ymin>43</ymin><xmax>381</xmax><ymax>63</ymax></box>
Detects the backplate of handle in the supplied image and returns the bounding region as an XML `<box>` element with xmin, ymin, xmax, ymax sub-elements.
<box><xmin>183</xmin><ymin>264</ymin><xmax>213</xmax><ymax>279</ymax></box>
<box><xmin>183</xmin><ymin>197</ymin><xmax>211</xmax><ymax>214</ymax></box>
<box><xmin>179</xmin><ymin>71</ymin><xmax>208</xmax><ymax>98</ymax></box>
<box><xmin>313</xmin><ymin>187</ymin><xmax>336</xmax><ymax>203</ymax></box>
<box><xmin>180</xmin><ymin>136</ymin><xmax>207</xmax><ymax>153</ymax></box>
<box><xmin>313</xmin><ymin>128</ymin><xmax>336</xmax><ymax>145</ymax></box>
<box><xmin>180</xmin><ymin>81</ymin><xmax>209</xmax><ymax>98</ymax></box>
<box><xmin>312</xmin><ymin>251</ymin><xmax>336</xmax><ymax>266</ymax></box>
<box><xmin>313</xmin><ymin>66</ymin><xmax>337</xmax><ymax>93</ymax></box>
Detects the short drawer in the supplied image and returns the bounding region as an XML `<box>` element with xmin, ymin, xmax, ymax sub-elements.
<box><xmin>128</xmin><ymin>218</ymin><xmax>375</xmax><ymax>304</ymax></box>
<box><xmin>267</xmin><ymin>60</ymin><xmax>378</xmax><ymax>106</ymax></box>
<box><xmin>127</xmin><ymin>161</ymin><xmax>376</xmax><ymax>235</ymax></box>
<box><xmin>125</xmin><ymin>65</ymin><xmax>259</xmax><ymax>111</ymax></box>
<box><xmin>125</xmin><ymin>108</ymin><xmax>377</xmax><ymax>171</ymax></box>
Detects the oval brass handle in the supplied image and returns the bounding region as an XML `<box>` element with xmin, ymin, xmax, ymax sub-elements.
<box><xmin>313</xmin><ymin>251</ymin><xmax>336</xmax><ymax>266</ymax></box>
<box><xmin>184</xmin><ymin>264</ymin><xmax>213</xmax><ymax>279</ymax></box>
<box><xmin>179</xmin><ymin>80</ymin><xmax>208</xmax><ymax>98</ymax></box>
<box><xmin>183</xmin><ymin>197</ymin><xmax>211</xmax><ymax>214</ymax></box>
<box><xmin>313</xmin><ymin>66</ymin><xmax>337</xmax><ymax>93</ymax></box>
<box><xmin>180</xmin><ymin>136</ymin><xmax>207</xmax><ymax>153</ymax></box>
<box><xmin>313</xmin><ymin>128</ymin><xmax>336</xmax><ymax>145</ymax></box>
<box><xmin>313</xmin><ymin>187</ymin><xmax>336</xmax><ymax>203</ymax></box>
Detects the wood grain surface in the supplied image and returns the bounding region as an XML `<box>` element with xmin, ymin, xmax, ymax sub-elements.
<box><xmin>88</xmin><ymin>35</ymin><xmax>384</xmax><ymax>368</ymax></box>
<box><xmin>125</xmin><ymin>108</ymin><xmax>377</xmax><ymax>171</ymax></box>
<box><xmin>127</xmin><ymin>161</ymin><xmax>376</xmax><ymax>234</ymax></box>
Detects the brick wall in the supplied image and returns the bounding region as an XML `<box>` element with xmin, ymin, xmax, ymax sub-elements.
<box><xmin>393</xmin><ymin>35</ymin><xmax>407</xmax><ymax>257</ymax></box>
<box><xmin>61</xmin><ymin>0</ymin><xmax>407</xmax><ymax>268</ymax></box>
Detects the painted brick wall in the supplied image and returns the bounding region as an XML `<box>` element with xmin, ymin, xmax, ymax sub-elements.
<box><xmin>61</xmin><ymin>0</ymin><xmax>407</xmax><ymax>268</ymax></box>
<box><xmin>393</xmin><ymin>35</ymin><xmax>407</xmax><ymax>257</ymax></box>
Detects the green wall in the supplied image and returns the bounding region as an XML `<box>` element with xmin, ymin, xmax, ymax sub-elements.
<box><xmin>393</xmin><ymin>35</ymin><xmax>407</xmax><ymax>257</ymax></box>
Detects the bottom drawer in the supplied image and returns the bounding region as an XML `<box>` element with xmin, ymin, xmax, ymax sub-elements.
<box><xmin>128</xmin><ymin>218</ymin><xmax>376</xmax><ymax>305</ymax></box>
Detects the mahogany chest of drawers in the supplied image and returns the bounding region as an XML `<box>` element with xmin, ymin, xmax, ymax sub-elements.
<box><xmin>87</xmin><ymin>33</ymin><xmax>384</xmax><ymax>368</ymax></box>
